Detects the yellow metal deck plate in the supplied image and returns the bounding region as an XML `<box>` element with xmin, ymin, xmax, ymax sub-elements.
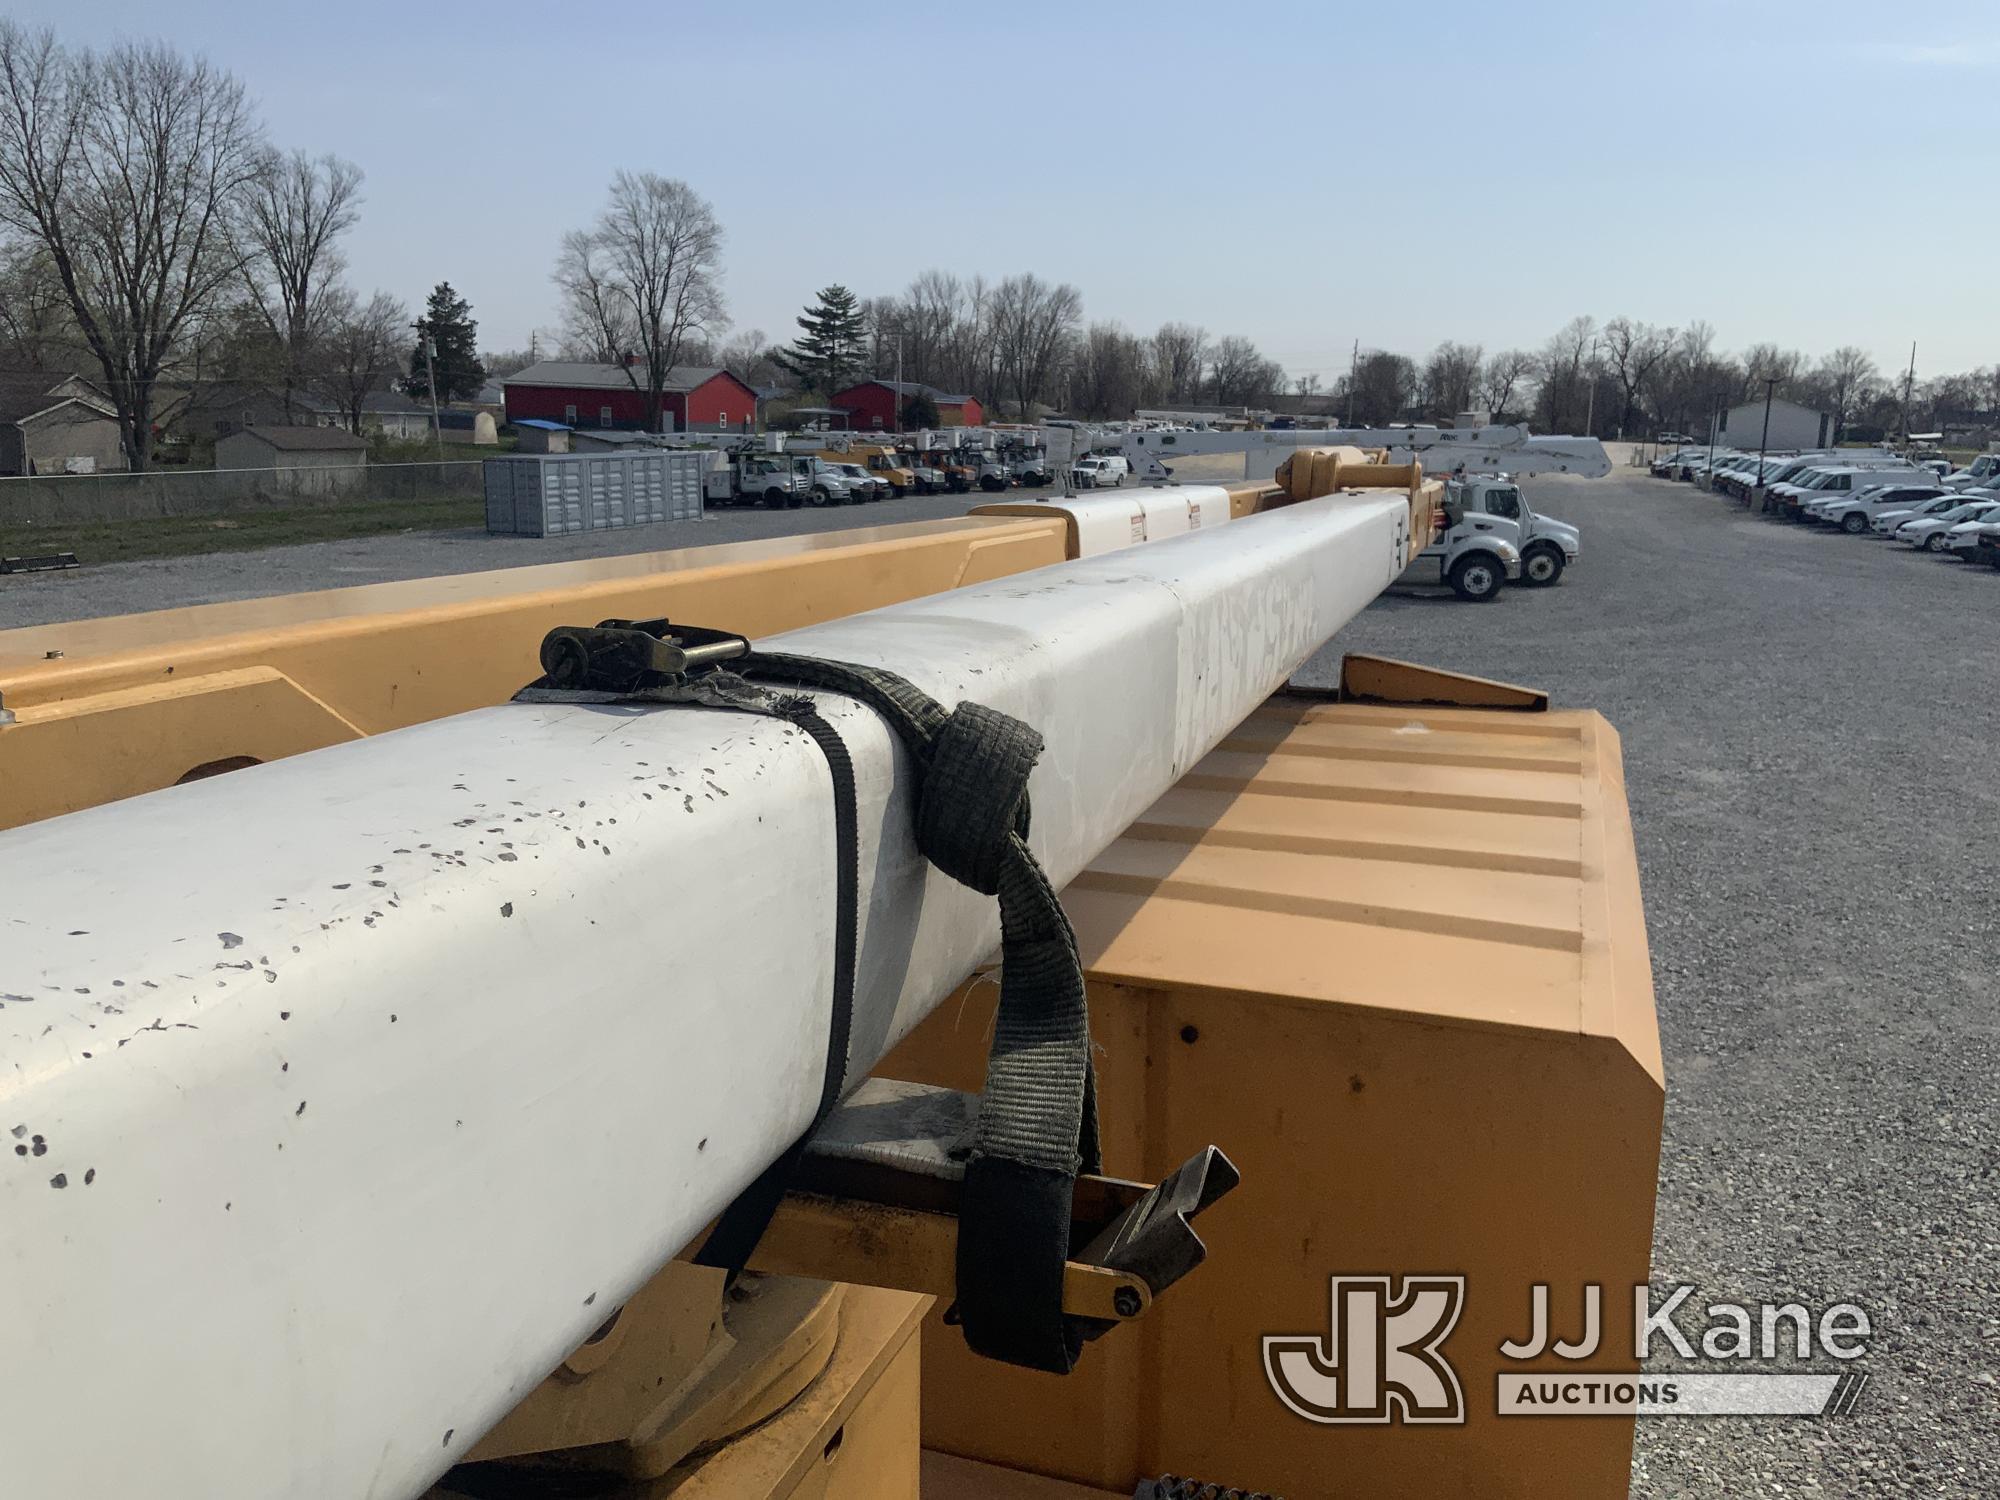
<box><xmin>884</xmin><ymin>692</ymin><xmax>1663</xmax><ymax>1500</ymax></box>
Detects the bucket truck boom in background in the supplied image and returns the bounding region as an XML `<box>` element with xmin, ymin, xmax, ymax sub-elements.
<box><xmin>1089</xmin><ymin>422</ymin><xmax>1605</xmax><ymax>593</ymax></box>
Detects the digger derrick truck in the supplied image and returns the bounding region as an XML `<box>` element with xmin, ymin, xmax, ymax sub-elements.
<box><xmin>0</xmin><ymin>452</ymin><xmax>1663</xmax><ymax>1500</ymax></box>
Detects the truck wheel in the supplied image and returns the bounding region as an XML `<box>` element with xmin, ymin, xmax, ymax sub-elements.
<box><xmin>1522</xmin><ymin>543</ymin><xmax>1566</xmax><ymax>586</ymax></box>
<box><xmin>1841</xmin><ymin>512</ymin><xmax>1868</xmax><ymax>534</ymax></box>
<box><xmin>763</xmin><ymin>490</ymin><xmax>786</xmax><ymax>510</ymax></box>
<box><xmin>889</xmin><ymin>483</ymin><xmax>906</xmax><ymax>498</ymax></box>
<box><xmin>1449</xmin><ymin>554</ymin><xmax>1504</xmax><ymax>602</ymax></box>
<box><xmin>808</xmin><ymin>486</ymin><xmax>830</xmax><ymax>507</ymax></box>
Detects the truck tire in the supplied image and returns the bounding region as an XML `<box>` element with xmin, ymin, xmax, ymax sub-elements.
<box><xmin>1521</xmin><ymin>543</ymin><xmax>1566</xmax><ymax>587</ymax></box>
<box><xmin>1841</xmin><ymin>512</ymin><xmax>1868</xmax><ymax>534</ymax></box>
<box><xmin>808</xmin><ymin>486</ymin><xmax>831</xmax><ymax>507</ymax></box>
<box><xmin>888</xmin><ymin>483</ymin><xmax>906</xmax><ymax>498</ymax></box>
<box><xmin>1449</xmin><ymin>553</ymin><xmax>1504</xmax><ymax>602</ymax></box>
<box><xmin>762</xmin><ymin>489</ymin><xmax>786</xmax><ymax>510</ymax></box>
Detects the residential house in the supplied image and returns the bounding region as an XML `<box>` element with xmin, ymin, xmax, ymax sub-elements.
<box><xmin>0</xmin><ymin>372</ymin><xmax>126</xmax><ymax>475</ymax></box>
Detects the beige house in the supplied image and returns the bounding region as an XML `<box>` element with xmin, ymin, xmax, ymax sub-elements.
<box><xmin>0</xmin><ymin>373</ymin><xmax>126</xmax><ymax>475</ymax></box>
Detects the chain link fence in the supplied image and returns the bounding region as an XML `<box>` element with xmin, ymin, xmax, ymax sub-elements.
<box><xmin>0</xmin><ymin>461</ymin><xmax>484</xmax><ymax>527</ymax></box>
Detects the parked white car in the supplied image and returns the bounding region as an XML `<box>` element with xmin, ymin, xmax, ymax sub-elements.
<box><xmin>1814</xmin><ymin>482</ymin><xmax>1952</xmax><ymax>534</ymax></box>
<box><xmin>1873</xmin><ymin>491</ymin><xmax>1988</xmax><ymax>536</ymax></box>
<box><xmin>1799</xmin><ymin>468</ymin><xmax>1937</xmax><ymax>523</ymax></box>
<box><xmin>834</xmin><ymin>462</ymin><xmax>884</xmax><ymax>501</ymax></box>
<box><xmin>1896</xmin><ymin>498</ymin><xmax>2000</xmax><ymax>551</ymax></box>
<box><xmin>1942</xmin><ymin>513</ymin><xmax>1999</xmax><ymax>559</ymax></box>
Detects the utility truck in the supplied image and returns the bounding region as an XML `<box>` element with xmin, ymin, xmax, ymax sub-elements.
<box><xmin>1084</xmin><ymin>422</ymin><xmax>1602</xmax><ymax>596</ymax></box>
<box><xmin>702</xmin><ymin>450</ymin><xmax>806</xmax><ymax>509</ymax></box>
<box><xmin>0</xmin><ymin>451</ymin><xmax>1662</xmax><ymax>1500</ymax></box>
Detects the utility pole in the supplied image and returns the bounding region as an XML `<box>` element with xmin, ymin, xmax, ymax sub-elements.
<box><xmin>893</xmin><ymin>328</ymin><xmax>904</xmax><ymax>433</ymax></box>
<box><xmin>1344</xmin><ymin>339</ymin><xmax>1357</xmax><ymax>427</ymax></box>
<box><xmin>413</xmin><ymin>321</ymin><xmax>444</xmax><ymax>459</ymax></box>
<box><xmin>1583</xmin><ymin>336</ymin><xmax>1602</xmax><ymax>439</ymax></box>
<box><xmin>1900</xmin><ymin>340</ymin><xmax>1917</xmax><ymax>449</ymax></box>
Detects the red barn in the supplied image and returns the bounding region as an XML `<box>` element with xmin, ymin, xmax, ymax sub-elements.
<box><xmin>831</xmin><ymin>380</ymin><xmax>983</xmax><ymax>431</ymax></box>
<box><xmin>502</xmin><ymin>361</ymin><xmax>760</xmax><ymax>434</ymax></box>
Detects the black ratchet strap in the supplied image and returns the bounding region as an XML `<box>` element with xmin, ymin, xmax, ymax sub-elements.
<box><xmin>516</xmin><ymin>619</ymin><xmax>1102</xmax><ymax>1374</ymax></box>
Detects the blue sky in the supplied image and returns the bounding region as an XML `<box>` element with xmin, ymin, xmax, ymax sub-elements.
<box><xmin>13</xmin><ymin>0</ymin><xmax>1998</xmax><ymax>380</ymax></box>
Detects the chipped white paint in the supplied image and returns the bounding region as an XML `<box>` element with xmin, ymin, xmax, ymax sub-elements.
<box><xmin>0</xmin><ymin>493</ymin><xmax>1406</xmax><ymax>1500</ymax></box>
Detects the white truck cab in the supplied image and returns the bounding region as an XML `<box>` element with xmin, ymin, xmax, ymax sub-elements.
<box><xmin>1943</xmin><ymin>454</ymin><xmax>2000</xmax><ymax>490</ymax></box>
<box><xmin>1439</xmin><ymin>475</ymin><xmax>1579</xmax><ymax>587</ymax></box>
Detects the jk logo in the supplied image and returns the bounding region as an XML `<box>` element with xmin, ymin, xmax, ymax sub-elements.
<box><xmin>1263</xmin><ymin>1276</ymin><xmax>1467</xmax><ymax>1425</ymax></box>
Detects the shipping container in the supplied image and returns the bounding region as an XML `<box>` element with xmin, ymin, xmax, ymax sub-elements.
<box><xmin>483</xmin><ymin>450</ymin><xmax>713</xmax><ymax>536</ymax></box>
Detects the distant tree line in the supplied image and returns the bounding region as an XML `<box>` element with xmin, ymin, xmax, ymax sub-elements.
<box><xmin>1334</xmin><ymin>319</ymin><xmax>2000</xmax><ymax>443</ymax></box>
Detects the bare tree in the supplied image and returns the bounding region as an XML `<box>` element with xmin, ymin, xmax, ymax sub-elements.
<box><xmin>1148</xmin><ymin>322</ymin><xmax>1207</xmax><ymax>404</ymax></box>
<box><xmin>0</xmin><ymin>25</ymin><xmax>266</xmax><ymax>469</ymax></box>
<box><xmin>1600</xmin><ymin>319</ymin><xmax>1675</xmax><ymax>438</ymax></box>
<box><xmin>242</xmin><ymin>149</ymin><xmax>361</xmax><ymax>419</ymax></box>
<box><xmin>716</xmin><ymin>327</ymin><xmax>778</xmax><ymax>388</ymax></box>
<box><xmin>1071</xmin><ymin>321</ymin><xmax>1153</xmax><ymax>419</ymax></box>
<box><xmin>1294</xmin><ymin>372</ymin><xmax>1323</xmax><ymax>398</ymax></box>
<box><xmin>1535</xmin><ymin>316</ymin><xmax>1597</xmax><ymax>431</ymax></box>
<box><xmin>0</xmin><ymin>239</ymin><xmax>81</xmax><ymax>368</ymax></box>
<box><xmin>991</xmin><ymin>273</ymin><xmax>1081</xmax><ymax>419</ymax></box>
<box><xmin>1479</xmin><ymin>350</ymin><xmax>1536</xmax><ymax>421</ymax></box>
<box><xmin>316</xmin><ymin>288</ymin><xmax>406</xmax><ymax>434</ymax></box>
<box><xmin>553</xmin><ymin>229</ymin><xmax>632</xmax><ymax>361</ymax></box>
<box><xmin>902</xmin><ymin>269</ymin><xmax>965</xmax><ymax>388</ymax></box>
<box><xmin>1817</xmin><ymin>346</ymin><xmax>1878</xmax><ymax>440</ymax></box>
<box><xmin>1421</xmin><ymin>341</ymin><xmax>1485</xmax><ymax>417</ymax></box>
<box><xmin>554</xmin><ymin>171</ymin><xmax>725</xmax><ymax>431</ymax></box>
<box><xmin>1345</xmin><ymin>350</ymin><xmax>1417</xmax><ymax>425</ymax></box>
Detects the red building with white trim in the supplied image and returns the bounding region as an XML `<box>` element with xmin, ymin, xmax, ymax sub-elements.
<box><xmin>502</xmin><ymin>361</ymin><xmax>760</xmax><ymax>433</ymax></box>
<box><xmin>830</xmin><ymin>380</ymin><xmax>983</xmax><ymax>432</ymax></box>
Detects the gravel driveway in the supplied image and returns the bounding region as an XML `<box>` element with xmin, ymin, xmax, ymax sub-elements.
<box><xmin>1302</xmin><ymin>468</ymin><xmax>2000</xmax><ymax>1498</ymax></box>
<box><xmin>0</xmin><ymin>487</ymin><xmax>1010</xmax><ymax>628</ymax></box>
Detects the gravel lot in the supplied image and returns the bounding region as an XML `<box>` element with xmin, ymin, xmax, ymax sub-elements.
<box><xmin>6</xmin><ymin>463</ymin><xmax>1993</xmax><ymax>1492</ymax></box>
<box><xmin>0</xmin><ymin>487</ymin><xmax>1030</xmax><ymax>628</ymax></box>
<box><xmin>1302</xmin><ymin>468</ymin><xmax>2000</xmax><ymax>1498</ymax></box>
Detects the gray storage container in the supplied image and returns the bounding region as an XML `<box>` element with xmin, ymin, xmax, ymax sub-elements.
<box><xmin>483</xmin><ymin>450</ymin><xmax>713</xmax><ymax>537</ymax></box>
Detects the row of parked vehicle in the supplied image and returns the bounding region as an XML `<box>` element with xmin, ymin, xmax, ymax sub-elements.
<box><xmin>1648</xmin><ymin>445</ymin><xmax>2000</xmax><ymax>568</ymax></box>
<box><xmin>701</xmin><ymin>438</ymin><xmax>1060</xmax><ymax>509</ymax></box>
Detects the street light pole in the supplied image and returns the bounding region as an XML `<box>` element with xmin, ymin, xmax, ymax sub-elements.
<box><xmin>1753</xmin><ymin>375</ymin><xmax>1778</xmax><ymax>504</ymax></box>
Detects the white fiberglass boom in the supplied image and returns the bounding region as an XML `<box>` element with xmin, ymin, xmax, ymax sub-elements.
<box><xmin>0</xmin><ymin>493</ymin><xmax>1415</xmax><ymax>1500</ymax></box>
<box><xmin>1105</xmin><ymin>423</ymin><xmax>1610</xmax><ymax>482</ymax></box>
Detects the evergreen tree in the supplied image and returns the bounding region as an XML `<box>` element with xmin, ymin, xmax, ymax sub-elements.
<box><xmin>777</xmin><ymin>284</ymin><xmax>867</xmax><ymax>396</ymax></box>
<box><xmin>901</xmin><ymin>390</ymin><xmax>940</xmax><ymax>429</ymax></box>
<box><xmin>405</xmin><ymin>282</ymin><xmax>486</xmax><ymax>402</ymax></box>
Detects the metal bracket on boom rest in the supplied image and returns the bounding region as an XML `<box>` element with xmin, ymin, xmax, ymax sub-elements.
<box><xmin>701</xmin><ymin>1079</ymin><xmax>1240</xmax><ymax>1332</ymax></box>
